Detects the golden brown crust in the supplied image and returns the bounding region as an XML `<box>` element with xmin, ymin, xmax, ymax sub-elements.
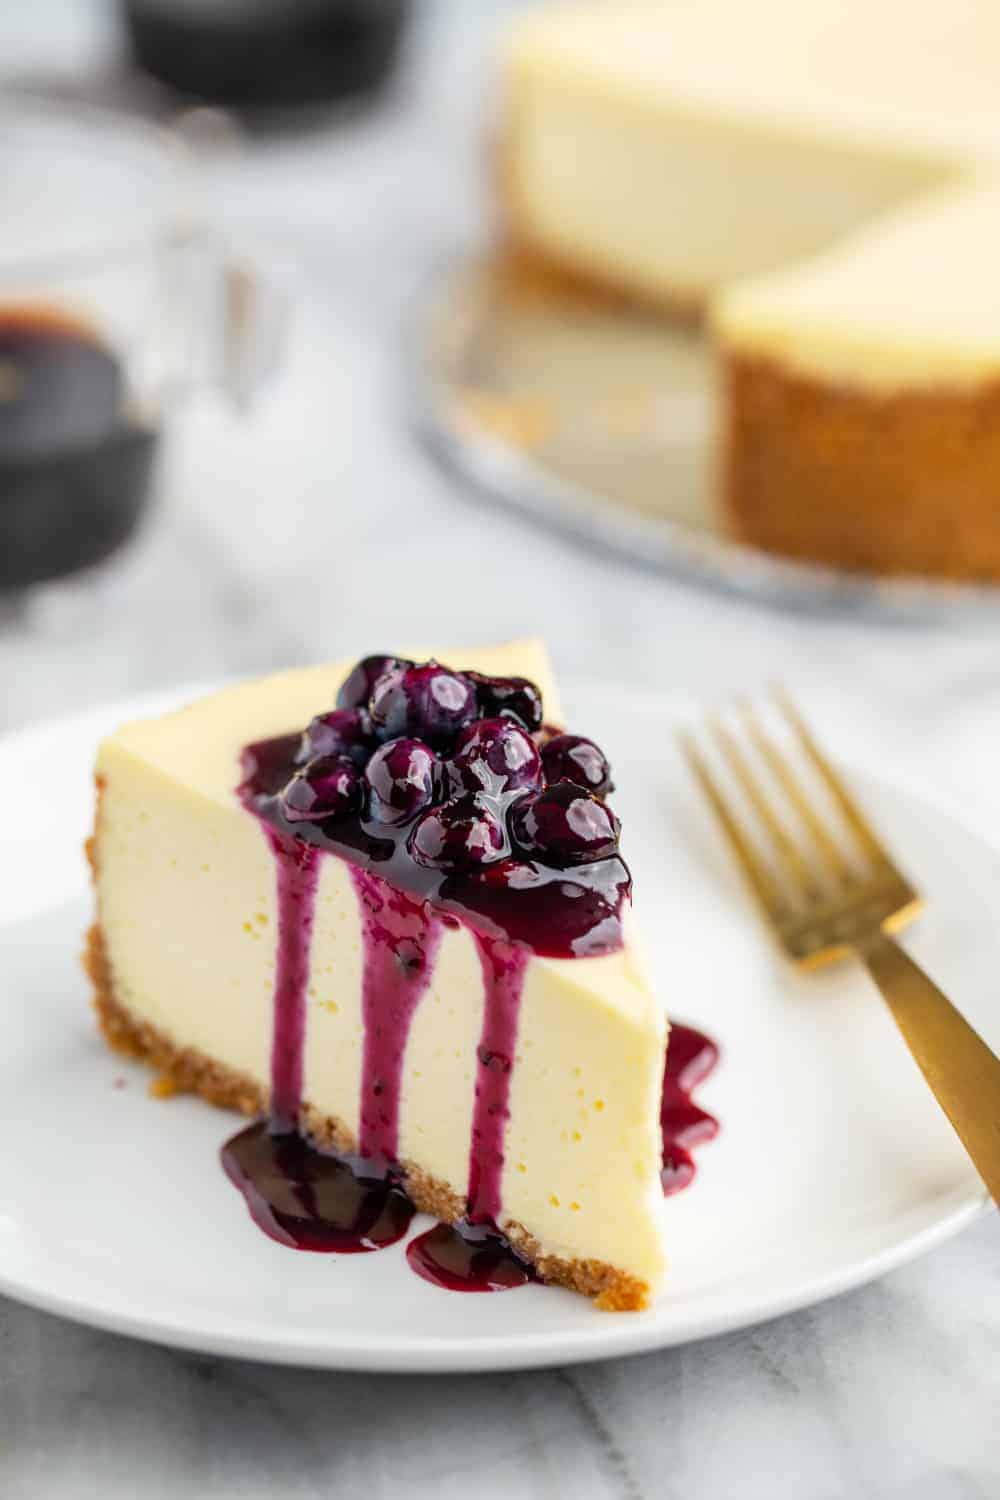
<box><xmin>722</xmin><ymin>352</ymin><xmax>1000</xmax><ymax>580</ymax></box>
<box><xmin>503</xmin><ymin>1220</ymin><xmax>649</xmax><ymax>1311</ymax></box>
<box><xmin>491</xmin><ymin>240</ymin><xmax>704</xmax><ymax>326</ymax></box>
<box><xmin>83</xmin><ymin>922</ymin><xmax>649</xmax><ymax>1311</ymax></box>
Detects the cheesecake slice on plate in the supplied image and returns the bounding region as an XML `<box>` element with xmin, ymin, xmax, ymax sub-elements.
<box><xmin>86</xmin><ymin>640</ymin><xmax>686</xmax><ymax>1309</ymax></box>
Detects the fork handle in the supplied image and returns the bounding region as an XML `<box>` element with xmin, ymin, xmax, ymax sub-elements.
<box><xmin>857</xmin><ymin>931</ymin><xmax>1000</xmax><ymax>1205</ymax></box>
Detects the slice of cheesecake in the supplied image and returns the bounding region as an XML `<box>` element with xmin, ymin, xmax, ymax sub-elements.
<box><xmin>86</xmin><ymin>640</ymin><xmax>670</xmax><ymax>1308</ymax></box>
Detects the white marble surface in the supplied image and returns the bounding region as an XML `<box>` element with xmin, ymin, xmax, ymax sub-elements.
<box><xmin>1</xmin><ymin>5</ymin><xmax>998</xmax><ymax>1496</ymax></box>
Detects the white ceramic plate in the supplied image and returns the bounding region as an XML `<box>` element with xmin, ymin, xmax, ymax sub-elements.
<box><xmin>0</xmin><ymin>682</ymin><xmax>990</xmax><ymax>1371</ymax></box>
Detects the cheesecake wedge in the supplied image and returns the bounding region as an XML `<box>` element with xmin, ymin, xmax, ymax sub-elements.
<box><xmin>86</xmin><ymin>640</ymin><xmax>675</xmax><ymax>1308</ymax></box>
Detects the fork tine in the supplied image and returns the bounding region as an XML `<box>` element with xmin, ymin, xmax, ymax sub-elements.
<box><xmin>773</xmin><ymin>688</ymin><xmax>888</xmax><ymax>867</ymax></box>
<box><xmin>679</xmin><ymin>731</ymin><xmax>790</xmax><ymax>921</ymax></box>
<box><xmin>711</xmin><ymin>717</ymin><xmax>822</xmax><ymax>901</ymax></box>
<box><xmin>739</xmin><ymin>701</ymin><xmax>854</xmax><ymax>885</ymax></box>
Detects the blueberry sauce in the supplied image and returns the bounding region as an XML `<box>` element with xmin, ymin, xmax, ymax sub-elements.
<box><xmin>221</xmin><ymin>655</ymin><xmax>720</xmax><ymax>1293</ymax></box>
<box><xmin>352</xmin><ymin>868</ymin><xmax>443</xmax><ymax>1162</ymax></box>
<box><xmin>467</xmin><ymin>936</ymin><xmax>529</xmax><ymax>1224</ymax></box>
<box><xmin>402</xmin><ymin>933</ymin><xmax>536</xmax><ymax>1294</ymax></box>
<box><xmin>221</xmin><ymin>1124</ymin><xmax>414</xmax><ymax>1252</ymax></box>
<box><xmin>660</xmin><ymin>1024</ymin><xmax>719</xmax><ymax>1195</ymax></box>
<box><xmin>406</xmin><ymin>1218</ymin><xmax>536</xmax><ymax>1292</ymax></box>
<box><xmin>238</xmin><ymin>724</ymin><xmax>628</xmax><ymax>964</ymax></box>
<box><xmin>266</xmin><ymin>830</ymin><xmax>320</xmax><ymax>1128</ymax></box>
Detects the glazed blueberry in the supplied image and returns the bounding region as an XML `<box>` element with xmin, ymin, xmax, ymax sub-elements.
<box><xmin>409</xmin><ymin>798</ymin><xmax>505</xmax><ymax>869</ymax></box>
<box><xmin>297</xmin><ymin>708</ymin><xmax>372</xmax><ymax>768</ymax></box>
<box><xmin>473</xmin><ymin>856</ymin><xmax>546</xmax><ymax>892</ymax></box>
<box><xmin>369</xmin><ymin>661</ymin><xmax>476</xmax><ymax>748</ymax></box>
<box><xmin>337</xmin><ymin>654</ymin><xmax>412</xmax><ymax>713</ymax></box>
<box><xmin>509</xmin><ymin>782</ymin><xmax>620</xmax><ymax>866</ymax></box>
<box><xmin>280</xmin><ymin>755</ymin><xmax>361</xmax><ymax>823</ymax></box>
<box><xmin>364</xmin><ymin>738</ymin><xmax>439</xmax><ymax>825</ymax></box>
<box><xmin>541</xmin><ymin>734</ymin><xmax>614</xmax><ymax>797</ymax></box>
<box><xmin>449</xmin><ymin>718</ymin><xmax>542</xmax><ymax>796</ymax></box>
<box><xmin>468</xmin><ymin>673</ymin><xmax>543</xmax><ymax>734</ymax></box>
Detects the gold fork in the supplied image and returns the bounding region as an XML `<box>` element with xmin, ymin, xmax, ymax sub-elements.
<box><xmin>682</xmin><ymin>690</ymin><xmax>1000</xmax><ymax>1206</ymax></box>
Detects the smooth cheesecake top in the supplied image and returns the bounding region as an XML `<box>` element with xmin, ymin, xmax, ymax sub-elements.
<box><xmin>714</xmin><ymin>180</ymin><xmax>1000</xmax><ymax>386</ymax></box>
<box><xmin>506</xmin><ymin>0</ymin><xmax>1000</xmax><ymax>164</ymax></box>
<box><xmin>108</xmin><ymin>640</ymin><xmax>564</xmax><ymax>812</ymax></box>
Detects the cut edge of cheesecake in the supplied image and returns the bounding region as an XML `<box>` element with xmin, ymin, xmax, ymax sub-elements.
<box><xmin>85</xmin><ymin>639</ymin><xmax>668</xmax><ymax>1311</ymax></box>
<box><xmin>499</xmin><ymin>3</ymin><xmax>960</xmax><ymax>317</ymax></box>
<box><xmin>712</xmin><ymin>180</ymin><xmax>1000</xmax><ymax>577</ymax></box>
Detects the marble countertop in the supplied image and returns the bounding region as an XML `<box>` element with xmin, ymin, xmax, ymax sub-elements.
<box><xmin>1</xmin><ymin>5</ymin><xmax>997</xmax><ymax>1496</ymax></box>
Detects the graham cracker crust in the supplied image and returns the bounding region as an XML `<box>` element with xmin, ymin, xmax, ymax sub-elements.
<box><xmin>489</xmin><ymin>241</ymin><xmax>705</xmax><ymax>327</ymax></box>
<box><xmin>723</xmin><ymin>353</ymin><xmax>1000</xmax><ymax>580</ymax></box>
<box><xmin>83</xmin><ymin>921</ymin><xmax>648</xmax><ymax>1311</ymax></box>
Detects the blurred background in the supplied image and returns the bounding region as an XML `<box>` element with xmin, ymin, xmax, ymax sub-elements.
<box><xmin>2</xmin><ymin>7</ymin><xmax>998</xmax><ymax>1497</ymax></box>
<box><xmin>3</xmin><ymin>0</ymin><xmax>1000</xmax><ymax>827</ymax></box>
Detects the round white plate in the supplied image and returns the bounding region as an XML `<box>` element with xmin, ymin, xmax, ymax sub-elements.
<box><xmin>0</xmin><ymin>682</ymin><xmax>991</xmax><ymax>1371</ymax></box>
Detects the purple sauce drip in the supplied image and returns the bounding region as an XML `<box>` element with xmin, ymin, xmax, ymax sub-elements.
<box><xmin>221</xmin><ymin>814</ymin><xmax>420</xmax><ymax>1256</ymax></box>
<box><xmin>467</xmin><ymin>935</ymin><xmax>528</xmax><ymax>1223</ymax></box>
<box><xmin>406</xmin><ymin>1219</ymin><xmax>536</xmax><ymax>1292</ymax></box>
<box><xmin>404</xmin><ymin>933</ymin><xmax>531</xmax><ymax>1295</ymax></box>
<box><xmin>660</xmin><ymin>1023</ymin><xmax>719</xmax><ymax>1194</ymax></box>
<box><xmin>266</xmin><ymin>829</ymin><xmax>320</xmax><ymax>1128</ymax></box>
<box><xmin>221</xmin><ymin>1122</ymin><xmax>414</xmax><ymax>1252</ymax></box>
<box><xmin>352</xmin><ymin>867</ymin><xmax>443</xmax><ymax>1162</ymax></box>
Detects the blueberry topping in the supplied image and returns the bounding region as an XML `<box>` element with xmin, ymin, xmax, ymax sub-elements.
<box><xmin>369</xmin><ymin>661</ymin><xmax>476</xmax><ymax>748</ymax></box>
<box><xmin>410</xmin><ymin>798</ymin><xmax>506</xmax><ymax>869</ymax></box>
<box><xmin>239</xmin><ymin>651</ymin><xmax>630</xmax><ymax>957</ymax></box>
<box><xmin>364</xmin><ymin>738</ymin><xmax>439</xmax><ymax>825</ymax></box>
<box><xmin>297</xmin><ymin>708</ymin><xmax>372</xmax><ymax>768</ymax></box>
<box><xmin>449</xmin><ymin>718</ymin><xmax>542</xmax><ymax>796</ymax></box>
<box><xmin>467</xmin><ymin>674</ymin><xmax>543</xmax><ymax>734</ymax></box>
<box><xmin>540</xmin><ymin>733</ymin><xmax>614</xmax><ymax>797</ymax></box>
<box><xmin>280</xmin><ymin>755</ymin><xmax>361</xmax><ymax>823</ymax></box>
<box><xmin>337</xmin><ymin>654</ymin><xmax>412</xmax><ymax>713</ymax></box>
<box><xmin>509</xmin><ymin>782</ymin><xmax>620</xmax><ymax>866</ymax></box>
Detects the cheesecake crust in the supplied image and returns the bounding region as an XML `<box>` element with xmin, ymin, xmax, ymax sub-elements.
<box><xmin>492</xmin><ymin>238</ymin><xmax>705</xmax><ymax>325</ymax></box>
<box><xmin>723</xmin><ymin>352</ymin><xmax>1000</xmax><ymax>579</ymax></box>
<box><xmin>84</xmin><ymin>921</ymin><xmax>648</xmax><ymax>1311</ymax></box>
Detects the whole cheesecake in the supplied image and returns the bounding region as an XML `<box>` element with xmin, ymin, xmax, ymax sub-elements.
<box><xmin>502</xmin><ymin>1</ymin><xmax>1000</xmax><ymax>579</ymax></box>
<box><xmin>86</xmin><ymin>640</ymin><xmax>689</xmax><ymax>1309</ymax></box>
